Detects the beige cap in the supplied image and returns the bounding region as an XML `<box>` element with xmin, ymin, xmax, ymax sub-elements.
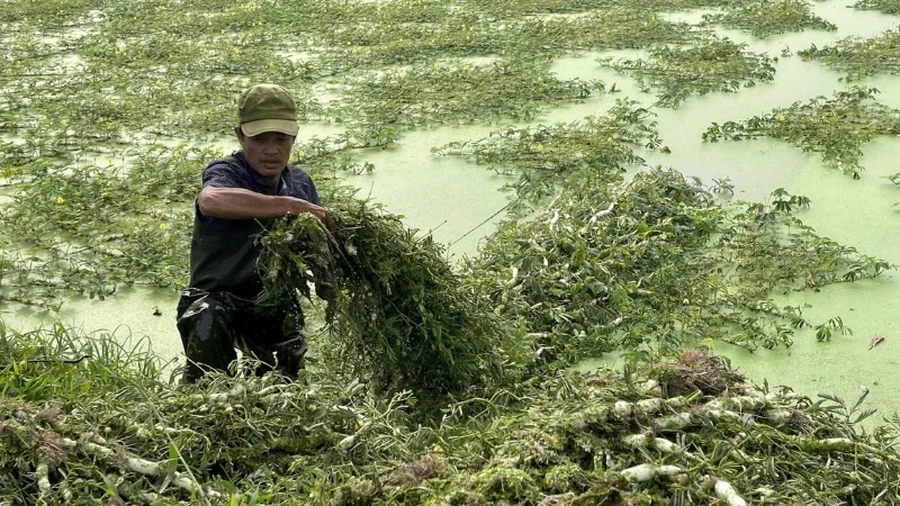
<box><xmin>237</xmin><ymin>83</ymin><xmax>299</xmax><ymax>137</ymax></box>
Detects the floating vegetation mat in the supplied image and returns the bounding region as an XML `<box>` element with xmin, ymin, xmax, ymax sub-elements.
<box><xmin>3</xmin><ymin>0</ymin><xmax>900</xmax><ymax>502</ymax></box>
<box><xmin>334</xmin><ymin>59</ymin><xmax>603</xmax><ymax>130</ymax></box>
<box><xmin>853</xmin><ymin>0</ymin><xmax>900</xmax><ymax>15</ymax></box>
<box><xmin>4</xmin><ymin>324</ymin><xmax>900</xmax><ymax>504</ymax></box>
<box><xmin>0</xmin><ymin>146</ymin><xmax>212</xmax><ymax>308</ymax></box>
<box><xmin>598</xmin><ymin>36</ymin><xmax>777</xmax><ymax>107</ymax></box>
<box><xmin>703</xmin><ymin>86</ymin><xmax>900</xmax><ymax>177</ymax></box>
<box><xmin>702</xmin><ymin>0</ymin><xmax>837</xmax><ymax>38</ymax></box>
<box><xmin>466</xmin><ymin>168</ymin><xmax>891</xmax><ymax>363</ymax></box>
<box><xmin>434</xmin><ymin>99</ymin><xmax>667</xmax><ymax>211</ymax></box>
<box><xmin>798</xmin><ymin>28</ymin><xmax>900</xmax><ymax>82</ymax></box>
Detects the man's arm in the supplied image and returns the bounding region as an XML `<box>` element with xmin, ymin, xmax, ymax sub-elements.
<box><xmin>198</xmin><ymin>187</ymin><xmax>327</xmax><ymax>221</ymax></box>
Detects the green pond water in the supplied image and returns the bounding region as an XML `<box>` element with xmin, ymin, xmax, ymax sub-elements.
<box><xmin>3</xmin><ymin>0</ymin><xmax>899</xmax><ymax>426</ymax></box>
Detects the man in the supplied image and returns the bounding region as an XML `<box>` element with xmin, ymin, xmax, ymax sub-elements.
<box><xmin>176</xmin><ymin>83</ymin><xmax>327</xmax><ymax>383</ymax></box>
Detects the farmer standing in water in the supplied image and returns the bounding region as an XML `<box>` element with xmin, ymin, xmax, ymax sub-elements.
<box><xmin>175</xmin><ymin>83</ymin><xmax>329</xmax><ymax>383</ymax></box>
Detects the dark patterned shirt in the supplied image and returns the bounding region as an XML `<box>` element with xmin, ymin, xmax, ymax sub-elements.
<box><xmin>187</xmin><ymin>151</ymin><xmax>320</xmax><ymax>295</ymax></box>
<box><xmin>199</xmin><ymin>151</ymin><xmax>320</xmax><ymax>230</ymax></box>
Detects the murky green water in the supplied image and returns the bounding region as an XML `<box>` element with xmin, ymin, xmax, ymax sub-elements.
<box><xmin>4</xmin><ymin>0</ymin><xmax>898</xmax><ymax>423</ymax></box>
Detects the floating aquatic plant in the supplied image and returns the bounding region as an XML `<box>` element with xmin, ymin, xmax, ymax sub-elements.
<box><xmin>465</xmin><ymin>168</ymin><xmax>891</xmax><ymax>363</ymax></box>
<box><xmin>702</xmin><ymin>86</ymin><xmax>900</xmax><ymax>177</ymax></box>
<box><xmin>702</xmin><ymin>0</ymin><xmax>837</xmax><ymax>38</ymax></box>
<box><xmin>433</xmin><ymin>99</ymin><xmax>667</xmax><ymax>212</ymax></box>
<box><xmin>598</xmin><ymin>36</ymin><xmax>777</xmax><ymax>107</ymax></box>
<box><xmin>798</xmin><ymin>28</ymin><xmax>900</xmax><ymax>82</ymax></box>
<box><xmin>853</xmin><ymin>0</ymin><xmax>900</xmax><ymax>15</ymax></box>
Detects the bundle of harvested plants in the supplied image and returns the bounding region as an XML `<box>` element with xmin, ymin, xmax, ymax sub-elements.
<box><xmin>258</xmin><ymin>202</ymin><xmax>529</xmax><ymax>401</ymax></box>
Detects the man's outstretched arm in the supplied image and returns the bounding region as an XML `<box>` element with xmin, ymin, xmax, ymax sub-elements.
<box><xmin>198</xmin><ymin>187</ymin><xmax>327</xmax><ymax>221</ymax></box>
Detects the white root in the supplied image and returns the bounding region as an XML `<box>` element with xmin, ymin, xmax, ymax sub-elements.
<box><xmin>710</xmin><ymin>476</ymin><xmax>748</xmax><ymax>506</ymax></box>
<box><xmin>612</xmin><ymin>396</ymin><xmax>689</xmax><ymax>419</ymax></box>
<box><xmin>635</xmin><ymin>398</ymin><xmax>663</xmax><ymax>414</ymax></box>
<box><xmin>639</xmin><ymin>379</ymin><xmax>660</xmax><ymax>394</ymax></box>
<box><xmin>207</xmin><ymin>384</ymin><xmax>247</xmax><ymax>404</ymax></box>
<box><xmin>613</xmin><ymin>400</ymin><xmax>632</xmax><ymax>418</ymax></box>
<box><xmin>588</xmin><ymin>180</ymin><xmax>637</xmax><ymax>224</ymax></box>
<box><xmin>59</xmin><ymin>481</ymin><xmax>73</xmax><ymax>502</ymax></box>
<box><xmin>764</xmin><ymin>409</ymin><xmax>794</xmax><ymax>425</ymax></box>
<box><xmin>622</xmin><ymin>434</ymin><xmax>681</xmax><ymax>454</ymax></box>
<box><xmin>653</xmin><ymin>392</ymin><xmax>787</xmax><ymax>430</ymax></box>
<box><xmin>34</xmin><ymin>462</ymin><xmax>52</xmax><ymax>497</ymax></box>
<box><xmin>59</xmin><ymin>435</ymin><xmax>220</xmax><ymax>498</ymax></box>
<box><xmin>620</xmin><ymin>463</ymin><xmax>683</xmax><ymax>483</ymax></box>
<box><xmin>705</xmin><ymin>395</ymin><xmax>768</xmax><ymax>412</ymax></box>
<box><xmin>654</xmin><ymin>412</ymin><xmax>693</xmax><ymax>430</ymax></box>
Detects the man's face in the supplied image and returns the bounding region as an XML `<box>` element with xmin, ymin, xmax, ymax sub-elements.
<box><xmin>235</xmin><ymin>128</ymin><xmax>295</xmax><ymax>184</ymax></box>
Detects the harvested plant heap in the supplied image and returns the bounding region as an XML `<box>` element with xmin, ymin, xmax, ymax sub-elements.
<box><xmin>257</xmin><ymin>203</ymin><xmax>527</xmax><ymax>400</ymax></box>
<box><xmin>4</xmin><ymin>324</ymin><xmax>900</xmax><ymax>504</ymax></box>
<box><xmin>798</xmin><ymin>28</ymin><xmax>900</xmax><ymax>82</ymax></box>
<box><xmin>701</xmin><ymin>0</ymin><xmax>837</xmax><ymax>38</ymax></box>
<box><xmin>598</xmin><ymin>36</ymin><xmax>777</xmax><ymax>108</ymax></box>
<box><xmin>702</xmin><ymin>86</ymin><xmax>900</xmax><ymax>178</ymax></box>
<box><xmin>464</xmin><ymin>168</ymin><xmax>891</xmax><ymax>363</ymax></box>
<box><xmin>433</xmin><ymin>99</ymin><xmax>667</xmax><ymax>212</ymax></box>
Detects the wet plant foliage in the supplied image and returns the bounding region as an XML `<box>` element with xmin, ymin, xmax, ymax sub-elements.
<box><xmin>598</xmin><ymin>36</ymin><xmax>777</xmax><ymax>107</ymax></box>
<box><xmin>434</xmin><ymin>100</ymin><xmax>667</xmax><ymax>212</ymax></box>
<box><xmin>702</xmin><ymin>86</ymin><xmax>900</xmax><ymax>177</ymax></box>
<box><xmin>334</xmin><ymin>59</ymin><xmax>604</xmax><ymax>130</ymax></box>
<box><xmin>702</xmin><ymin>0</ymin><xmax>838</xmax><ymax>38</ymax></box>
<box><xmin>798</xmin><ymin>28</ymin><xmax>900</xmax><ymax>82</ymax></box>
<box><xmin>2</xmin><ymin>0</ymin><xmax>900</xmax><ymax>503</ymax></box>
<box><xmin>466</xmin><ymin>169</ymin><xmax>891</xmax><ymax>363</ymax></box>
<box><xmin>4</xmin><ymin>326</ymin><xmax>900</xmax><ymax>504</ymax></box>
<box><xmin>853</xmin><ymin>0</ymin><xmax>900</xmax><ymax>14</ymax></box>
<box><xmin>257</xmin><ymin>205</ymin><xmax>529</xmax><ymax>403</ymax></box>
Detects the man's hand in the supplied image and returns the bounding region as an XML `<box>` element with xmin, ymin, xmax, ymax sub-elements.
<box><xmin>288</xmin><ymin>198</ymin><xmax>326</xmax><ymax>221</ymax></box>
<box><xmin>287</xmin><ymin>197</ymin><xmax>335</xmax><ymax>232</ymax></box>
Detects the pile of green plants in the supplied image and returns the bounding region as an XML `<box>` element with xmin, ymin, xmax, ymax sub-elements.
<box><xmin>3</xmin><ymin>323</ymin><xmax>900</xmax><ymax>505</ymax></box>
<box><xmin>257</xmin><ymin>203</ymin><xmax>529</xmax><ymax>402</ymax></box>
<box><xmin>702</xmin><ymin>86</ymin><xmax>900</xmax><ymax>178</ymax></box>
<box><xmin>797</xmin><ymin>28</ymin><xmax>900</xmax><ymax>82</ymax></box>
<box><xmin>598</xmin><ymin>36</ymin><xmax>777</xmax><ymax>108</ymax></box>
<box><xmin>701</xmin><ymin>0</ymin><xmax>837</xmax><ymax>38</ymax></box>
